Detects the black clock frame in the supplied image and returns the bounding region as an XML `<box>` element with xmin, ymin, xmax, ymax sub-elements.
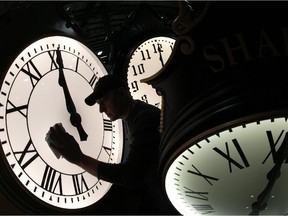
<box><xmin>0</xmin><ymin>3</ymin><xmax>126</xmax><ymax>214</ymax></box>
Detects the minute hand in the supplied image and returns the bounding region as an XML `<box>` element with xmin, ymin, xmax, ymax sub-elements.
<box><xmin>249</xmin><ymin>132</ymin><xmax>288</xmax><ymax>215</ymax></box>
<box><xmin>56</xmin><ymin>47</ymin><xmax>88</xmax><ymax>141</ymax></box>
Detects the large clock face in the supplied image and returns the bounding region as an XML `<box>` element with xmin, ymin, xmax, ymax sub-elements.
<box><xmin>0</xmin><ymin>36</ymin><xmax>123</xmax><ymax>210</ymax></box>
<box><xmin>164</xmin><ymin>111</ymin><xmax>288</xmax><ymax>215</ymax></box>
<box><xmin>127</xmin><ymin>36</ymin><xmax>175</xmax><ymax>108</ymax></box>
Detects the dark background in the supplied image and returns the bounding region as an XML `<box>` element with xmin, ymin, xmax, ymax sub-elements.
<box><xmin>1</xmin><ymin>1</ymin><xmax>288</xmax><ymax>214</ymax></box>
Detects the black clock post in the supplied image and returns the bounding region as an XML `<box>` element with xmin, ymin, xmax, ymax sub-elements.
<box><xmin>144</xmin><ymin>1</ymin><xmax>288</xmax><ymax>215</ymax></box>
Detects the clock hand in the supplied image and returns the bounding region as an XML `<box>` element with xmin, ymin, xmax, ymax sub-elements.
<box><xmin>56</xmin><ymin>47</ymin><xmax>88</xmax><ymax>141</ymax></box>
<box><xmin>249</xmin><ymin>165</ymin><xmax>280</xmax><ymax>215</ymax></box>
<box><xmin>249</xmin><ymin>132</ymin><xmax>288</xmax><ymax>215</ymax></box>
<box><xmin>157</xmin><ymin>43</ymin><xmax>165</xmax><ymax>66</ymax></box>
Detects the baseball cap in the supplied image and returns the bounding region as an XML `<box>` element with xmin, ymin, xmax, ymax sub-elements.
<box><xmin>85</xmin><ymin>75</ymin><xmax>127</xmax><ymax>106</ymax></box>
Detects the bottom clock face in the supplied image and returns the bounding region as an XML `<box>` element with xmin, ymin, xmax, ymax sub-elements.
<box><xmin>0</xmin><ymin>36</ymin><xmax>123</xmax><ymax>210</ymax></box>
<box><xmin>165</xmin><ymin>112</ymin><xmax>288</xmax><ymax>215</ymax></box>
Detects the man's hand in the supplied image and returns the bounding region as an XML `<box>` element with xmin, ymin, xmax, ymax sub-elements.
<box><xmin>46</xmin><ymin>123</ymin><xmax>84</xmax><ymax>164</ymax></box>
<box><xmin>46</xmin><ymin>123</ymin><xmax>100</xmax><ymax>177</ymax></box>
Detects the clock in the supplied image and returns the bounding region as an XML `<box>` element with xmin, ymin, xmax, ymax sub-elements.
<box><xmin>126</xmin><ymin>36</ymin><xmax>175</xmax><ymax>108</ymax></box>
<box><xmin>0</xmin><ymin>35</ymin><xmax>123</xmax><ymax>212</ymax></box>
<box><xmin>164</xmin><ymin>110</ymin><xmax>288</xmax><ymax>215</ymax></box>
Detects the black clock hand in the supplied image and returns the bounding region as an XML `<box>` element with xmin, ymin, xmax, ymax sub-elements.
<box><xmin>249</xmin><ymin>132</ymin><xmax>288</xmax><ymax>215</ymax></box>
<box><xmin>56</xmin><ymin>47</ymin><xmax>88</xmax><ymax>141</ymax></box>
<box><xmin>249</xmin><ymin>164</ymin><xmax>280</xmax><ymax>215</ymax></box>
<box><xmin>157</xmin><ymin>43</ymin><xmax>165</xmax><ymax>66</ymax></box>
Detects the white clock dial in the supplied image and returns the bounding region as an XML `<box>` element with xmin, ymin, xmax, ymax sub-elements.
<box><xmin>165</xmin><ymin>111</ymin><xmax>288</xmax><ymax>215</ymax></box>
<box><xmin>0</xmin><ymin>36</ymin><xmax>123</xmax><ymax>210</ymax></box>
<box><xmin>127</xmin><ymin>36</ymin><xmax>175</xmax><ymax>108</ymax></box>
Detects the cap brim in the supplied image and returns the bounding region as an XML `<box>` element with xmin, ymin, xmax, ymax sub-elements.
<box><xmin>85</xmin><ymin>92</ymin><xmax>98</xmax><ymax>106</ymax></box>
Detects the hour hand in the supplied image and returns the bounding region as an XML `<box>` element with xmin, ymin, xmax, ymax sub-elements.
<box><xmin>56</xmin><ymin>47</ymin><xmax>88</xmax><ymax>141</ymax></box>
<box><xmin>157</xmin><ymin>43</ymin><xmax>165</xmax><ymax>66</ymax></box>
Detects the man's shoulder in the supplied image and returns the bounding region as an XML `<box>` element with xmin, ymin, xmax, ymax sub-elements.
<box><xmin>127</xmin><ymin>100</ymin><xmax>160</xmax><ymax>124</ymax></box>
<box><xmin>135</xmin><ymin>100</ymin><xmax>160</xmax><ymax>113</ymax></box>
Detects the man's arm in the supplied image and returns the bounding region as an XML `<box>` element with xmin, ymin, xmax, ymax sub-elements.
<box><xmin>77</xmin><ymin>154</ymin><xmax>100</xmax><ymax>177</ymax></box>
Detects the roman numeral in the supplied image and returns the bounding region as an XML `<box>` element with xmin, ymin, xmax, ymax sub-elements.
<box><xmin>192</xmin><ymin>204</ymin><xmax>215</xmax><ymax>214</ymax></box>
<box><xmin>74</xmin><ymin>56</ymin><xmax>80</xmax><ymax>72</ymax></box>
<box><xmin>14</xmin><ymin>139</ymin><xmax>39</xmax><ymax>169</ymax></box>
<box><xmin>6</xmin><ymin>100</ymin><xmax>28</xmax><ymax>118</ymax></box>
<box><xmin>89</xmin><ymin>74</ymin><xmax>97</xmax><ymax>87</ymax></box>
<box><xmin>213</xmin><ymin>138</ymin><xmax>249</xmax><ymax>172</ymax></box>
<box><xmin>47</xmin><ymin>50</ymin><xmax>59</xmax><ymax>71</ymax></box>
<box><xmin>262</xmin><ymin>130</ymin><xmax>288</xmax><ymax>164</ymax></box>
<box><xmin>41</xmin><ymin>165</ymin><xmax>63</xmax><ymax>194</ymax></box>
<box><xmin>20</xmin><ymin>59</ymin><xmax>42</xmax><ymax>87</ymax></box>
<box><xmin>187</xmin><ymin>165</ymin><xmax>219</xmax><ymax>185</ymax></box>
<box><xmin>184</xmin><ymin>186</ymin><xmax>209</xmax><ymax>201</ymax></box>
<box><xmin>101</xmin><ymin>118</ymin><xmax>112</xmax><ymax>157</ymax></box>
<box><xmin>103</xmin><ymin>119</ymin><xmax>112</xmax><ymax>131</ymax></box>
<box><xmin>102</xmin><ymin>146</ymin><xmax>111</xmax><ymax>156</ymax></box>
<box><xmin>72</xmin><ymin>174</ymin><xmax>89</xmax><ymax>195</ymax></box>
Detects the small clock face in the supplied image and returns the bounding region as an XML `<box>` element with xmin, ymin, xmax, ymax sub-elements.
<box><xmin>0</xmin><ymin>36</ymin><xmax>123</xmax><ymax>210</ymax></box>
<box><xmin>127</xmin><ymin>36</ymin><xmax>175</xmax><ymax>108</ymax></box>
<box><xmin>165</xmin><ymin>111</ymin><xmax>288</xmax><ymax>215</ymax></box>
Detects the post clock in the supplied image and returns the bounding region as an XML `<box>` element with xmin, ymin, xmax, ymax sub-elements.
<box><xmin>127</xmin><ymin>36</ymin><xmax>175</xmax><ymax>108</ymax></box>
<box><xmin>107</xmin><ymin>3</ymin><xmax>177</xmax><ymax>109</ymax></box>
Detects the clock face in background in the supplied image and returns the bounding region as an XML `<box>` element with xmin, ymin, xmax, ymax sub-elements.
<box><xmin>0</xmin><ymin>36</ymin><xmax>123</xmax><ymax>210</ymax></box>
<box><xmin>127</xmin><ymin>36</ymin><xmax>175</xmax><ymax>108</ymax></box>
<box><xmin>164</xmin><ymin>111</ymin><xmax>288</xmax><ymax>215</ymax></box>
